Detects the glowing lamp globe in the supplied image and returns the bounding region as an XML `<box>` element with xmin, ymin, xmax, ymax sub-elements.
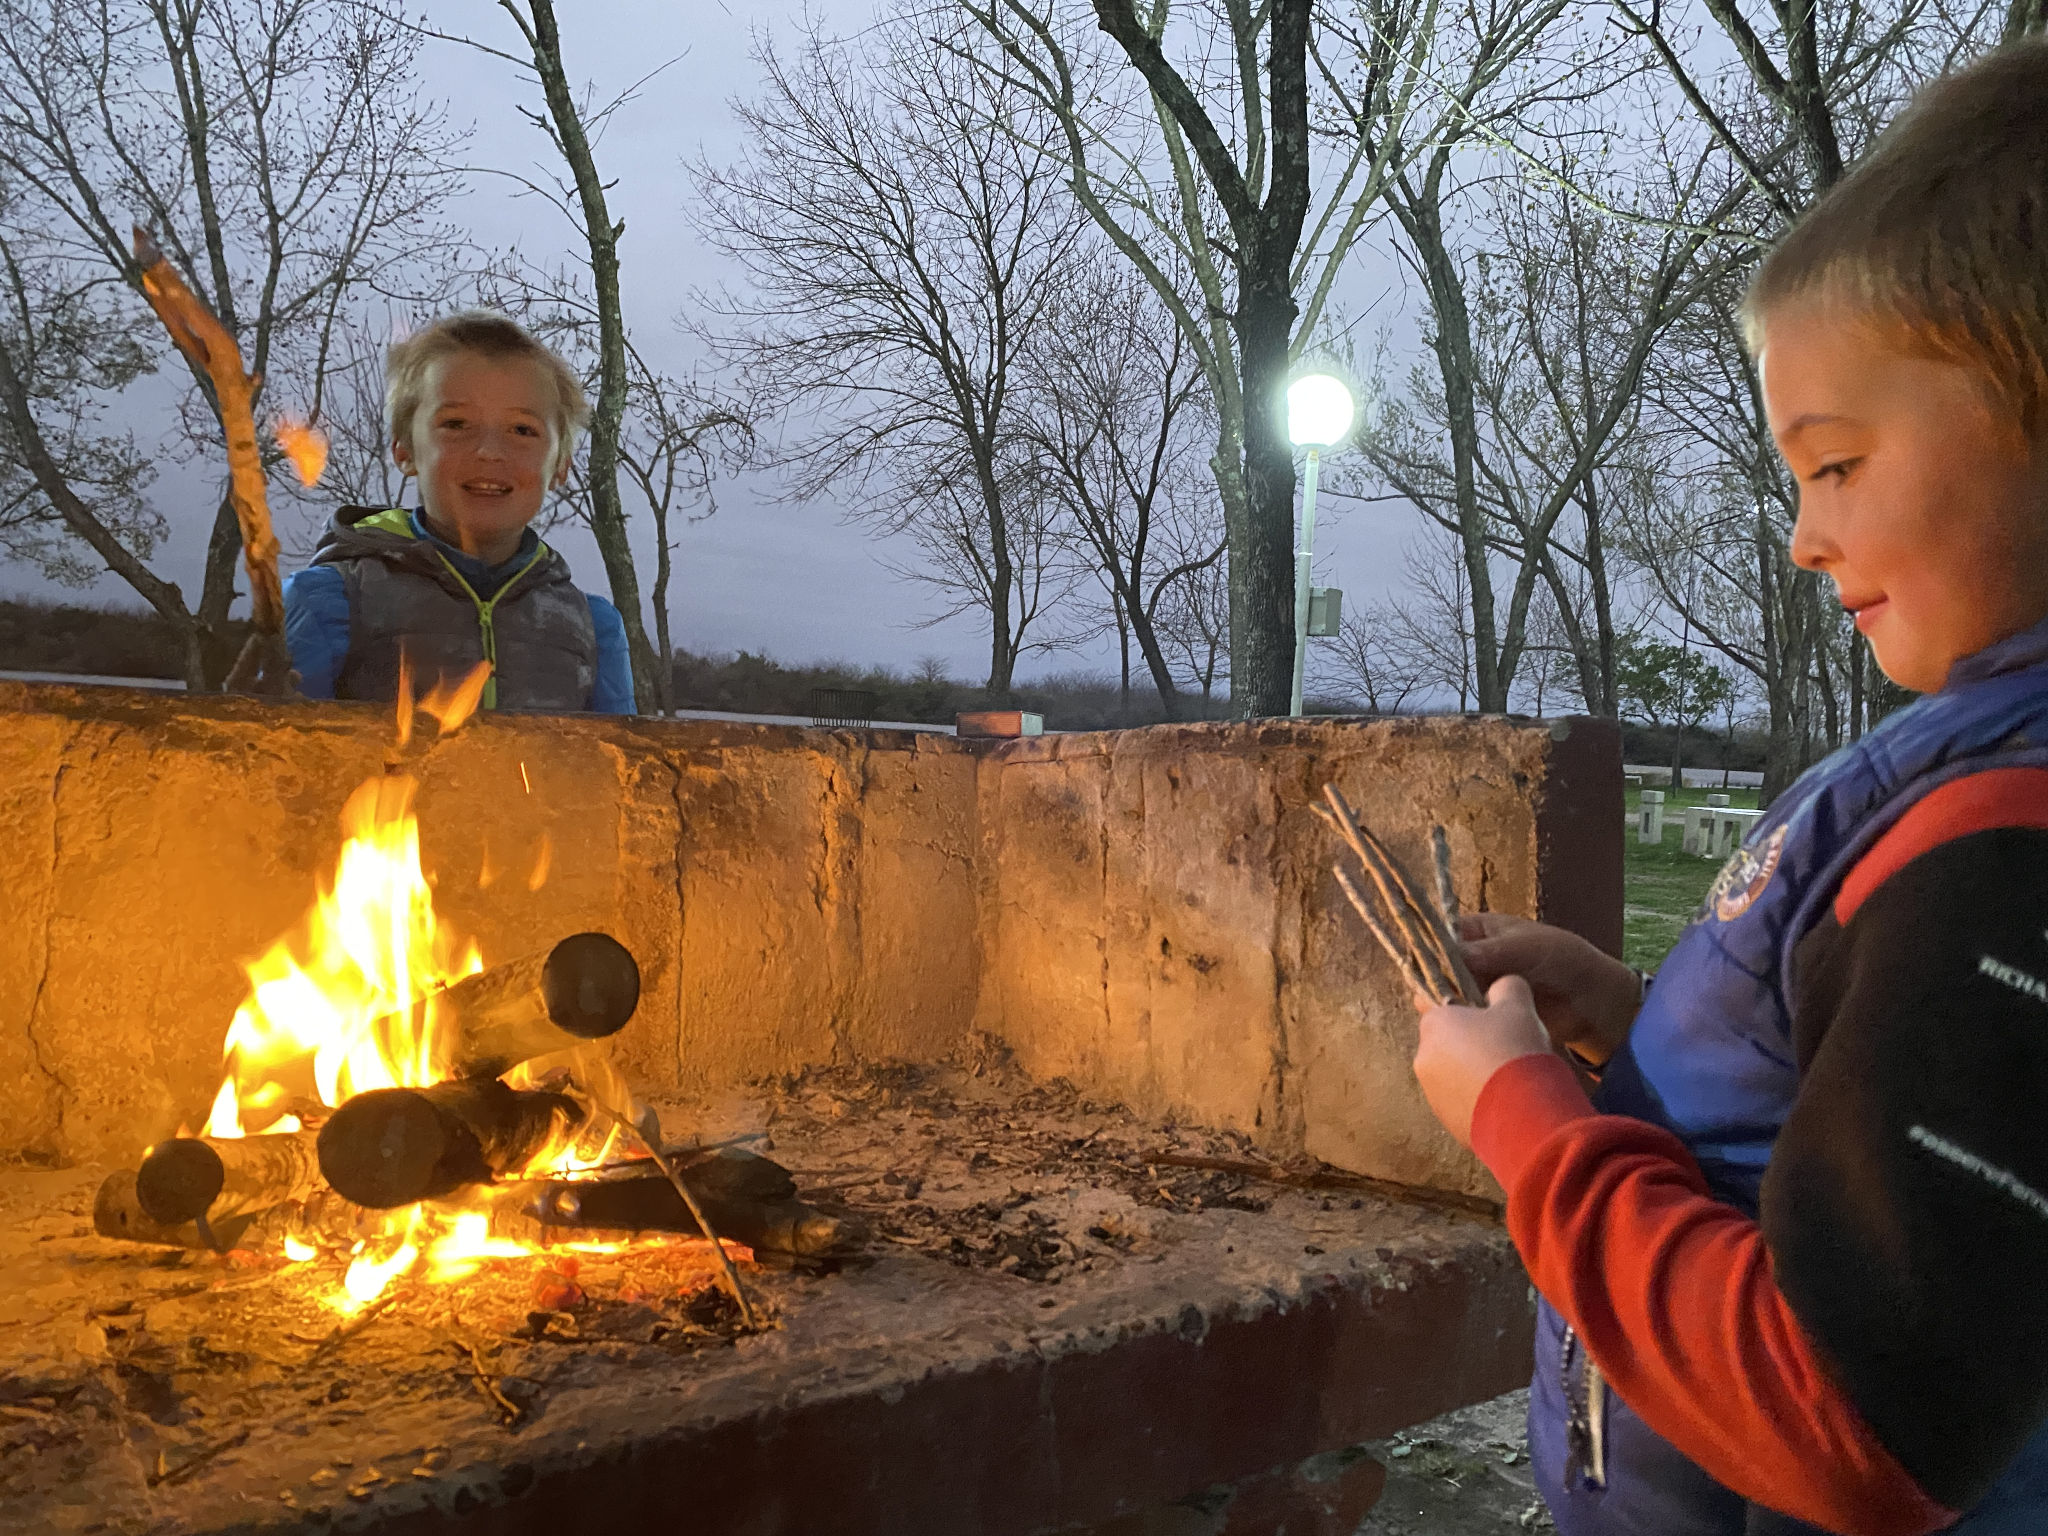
<box><xmin>1285</xmin><ymin>373</ymin><xmax>1356</xmax><ymax>449</ymax></box>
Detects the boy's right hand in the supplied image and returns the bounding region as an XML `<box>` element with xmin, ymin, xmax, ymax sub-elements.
<box><xmin>1456</xmin><ymin>913</ymin><xmax>1642</xmax><ymax>1068</ymax></box>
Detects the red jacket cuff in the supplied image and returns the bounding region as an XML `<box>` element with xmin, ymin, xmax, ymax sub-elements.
<box><xmin>1469</xmin><ymin>1051</ymin><xmax>1598</xmax><ymax>1188</ymax></box>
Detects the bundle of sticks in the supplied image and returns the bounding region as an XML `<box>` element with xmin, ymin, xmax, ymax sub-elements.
<box><xmin>94</xmin><ymin>932</ymin><xmax>860</xmax><ymax>1303</ymax></box>
<box><xmin>1314</xmin><ymin>784</ymin><xmax>1480</xmax><ymax>1007</ymax></box>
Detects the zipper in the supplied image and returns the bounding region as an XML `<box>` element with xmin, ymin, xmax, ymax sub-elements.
<box><xmin>1562</xmin><ymin>1324</ymin><xmax>1608</xmax><ymax>1490</ymax></box>
<box><xmin>431</xmin><ymin>544</ymin><xmax>547</xmax><ymax>709</ymax></box>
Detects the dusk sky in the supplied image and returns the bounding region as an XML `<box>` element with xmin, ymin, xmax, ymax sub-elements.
<box><xmin>5</xmin><ymin>0</ymin><xmax>1426</xmax><ymax>685</ymax></box>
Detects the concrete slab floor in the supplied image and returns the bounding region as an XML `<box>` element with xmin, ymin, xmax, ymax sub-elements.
<box><xmin>0</xmin><ymin>1060</ymin><xmax>1534</xmax><ymax>1536</ymax></box>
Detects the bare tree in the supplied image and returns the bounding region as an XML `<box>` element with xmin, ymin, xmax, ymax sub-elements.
<box><xmin>1023</xmin><ymin>255</ymin><xmax>1222</xmax><ymax>717</ymax></box>
<box><xmin>697</xmin><ymin>15</ymin><xmax>1084</xmax><ymax>690</ymax></box>
<box><xmin>1317</xmin><ymin>604</ymin><xmax>1425</xmax><ymax>714</ymax></box>
<box><xmin>0</xmin><ymin>0</ymin><xmax>460</xmax><ymax>687</ymax></box>
<box><xmin>955</xmin><ymin>0</ymin><xmax>1514</xmax><ymax>716</ymax></box>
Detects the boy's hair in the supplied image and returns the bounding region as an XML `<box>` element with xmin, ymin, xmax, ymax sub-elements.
<box><xmin>1741</xmin><ymin>38</ymin><xmax>2048</xmax><ymax>438</ymax></box>
<box><xmin>385</xmin><ymin>310</ymin><xmax>590</xmax><ymax>477</ymax></box>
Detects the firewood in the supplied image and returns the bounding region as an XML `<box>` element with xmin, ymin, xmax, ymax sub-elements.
<box><xmin>386</xmin><ymin>932</ymin><xmax>640</xmax><ymax>1081</ymax></box>
<box><xmin>316</xmin><ymin>1080</ymin><xmax>584</xmax><ymax>1209</ymax></box>
<box><xmin>601</xmin><ymin>1108</ymin><xmax>757</xmax><ymax>1327</ymax></box>
<box><xmin>501</xmin><ymin>1153</ymin><xmax>859</xmax><ymax>1258</ymax></box>
<box><xmin>95</xmin><ymin>1176</ymin><xmax>383</xmax><ymax>1253</ymax></box>
<box><xmin>95</xmin><ymin>1170</ymin><xmax>258</xmax><ymax>1251</ymax></box>
<box><xmin>135</xmin><ymin>1132</ymin><xmax>323</xmax><ymax>1227</ymax></box>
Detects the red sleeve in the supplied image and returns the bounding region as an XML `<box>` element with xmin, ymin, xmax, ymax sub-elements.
<box><xmin>1470</xmin><ymin>1054</ymin><xmax>1954</xmax><ymax>1536</ymax></box>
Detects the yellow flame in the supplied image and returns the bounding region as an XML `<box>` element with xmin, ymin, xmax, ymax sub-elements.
<box><xmin>420</xmin><ymin>662</ymin><xmax>491</xmax><ymax>735</ymax></box>
<box><xmin>198</xmin><ymin>682</ymin><xmax>668</xmax><ymax>1308</ymax></box>
<box><xmin>275</xmin><ymin>415</ymin><xmax>330</xmax><ymax>487</ymax></box>
<box><xmin>527</xmin><ymin>835</ymin><xmax>551</xmax><ymax>893</ymax></box>
<box><xmin>425</xmin><ymin>1212</ymin><xmax>531</xmax><ymax>1283</ymax></box>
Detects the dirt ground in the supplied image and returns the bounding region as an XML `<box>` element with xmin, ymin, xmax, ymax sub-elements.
<box><xmin>1359</xmin><ymin>1390</ymin><xmax>1552</xmax><ymax>1534</ymax></box>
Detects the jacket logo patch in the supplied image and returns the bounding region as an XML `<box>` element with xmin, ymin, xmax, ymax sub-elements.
<box><xmin>1708</xmin><ymin>821</ymin><xmax>1787</xmax><ymax>922</ymax></box>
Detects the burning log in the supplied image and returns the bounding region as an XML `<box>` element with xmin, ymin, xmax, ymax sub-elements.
<box><xmin>130</xmin><ymin>225</ymin><xmax>291</xmax><ymax>694</ymax></box>
<box><xmin>95</xmin><ymin>1170</ymin><xmax>258</xmax><ymax>1250</ymax></box>
<box><xmin>316</xmin><ymin>1079</ymin><xmax>585</xmax><ymax>1209</ymax></box>
<box><xmin>501</xmin><ymin>1149</ymin><xmax>864</xmax><ymax>1258</ymax></box>
<box><xmin>95</xmin><ymin>1174</ymin><xmax>384</xmax><ymax>1253</ymax></box>
<box><xmin>407</xmin><ymin>932</ymin><xmax>641</xmax><ymax>1081</ymax></box>
<box><xmin>134</xmin><ymin>1132</ymin><xmax>322</xmax><ymax>1227</ymax></box>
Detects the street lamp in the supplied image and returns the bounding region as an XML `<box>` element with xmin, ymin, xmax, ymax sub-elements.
<box><xmin>1286</xmin><ymin>371</ymin><xmax>1356</xmax><ymax>716</ymax></box>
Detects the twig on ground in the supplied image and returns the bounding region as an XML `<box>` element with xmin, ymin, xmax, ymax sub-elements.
<box><xmin>147</xmin><ymin>1427</ymin><xmax>251</xmax><ymax>1487</ymax></box>
<box><xmin>448</xmin><ymin>1336</ymin><xmax>524</xmax><ymax>1425</ymax></box>
<box><xmin>296</xmin><ymin>1287</ymin><xmax>408</xmax><ymax>1372</ymax></box>
<box><xmin>1142</xmin><ymin>1150</ymin><xmax>1503</xmax><ymax>1219</ymax></box>
<box><xmin>603</xmin><ymin>1108</ymin><xmax>757</xmax><ymax>1330</ymax></box>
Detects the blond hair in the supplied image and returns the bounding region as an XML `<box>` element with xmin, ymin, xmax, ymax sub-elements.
<box><xmin>1741</xmin><ymin>38</ymin><xmax>2048</xmax><ymax>438</ymax></box>
<box><xmin>385</xmin><ymin>309</ymin><xmax>590</xmax><ymax>477</ymax></box>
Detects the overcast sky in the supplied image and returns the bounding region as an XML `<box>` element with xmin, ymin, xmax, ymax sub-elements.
<box><xmin>2</xmin><ymin>0</ymin><xmax>1426</xmax><ymax>685</ymax></box>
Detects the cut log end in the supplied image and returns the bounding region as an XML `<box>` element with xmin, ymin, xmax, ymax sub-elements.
<box><xmin>542</xmin><ymin>932</ymin><xmax>640</xmax><ymax>1039</ymax></box>
<box><xmin>316</xmin><ymin>1090</ymin><xmax>455</xmax><ymax>1210</ymax></box>
<box><xmin>135</xmin><ymin>1140</ymin><xmax>225</xmax><ymax>1226</ymax></box>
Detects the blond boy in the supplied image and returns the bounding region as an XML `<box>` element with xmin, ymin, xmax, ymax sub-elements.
<box><xmin>1409</xmin><ymin>40</ymin><xmax>2048</xmax><ymax>1536</ymax></box>
<box><xmin>284</xmin><ymin>311</ymin><xmax>634</xmax><ymax>713</ymax></box>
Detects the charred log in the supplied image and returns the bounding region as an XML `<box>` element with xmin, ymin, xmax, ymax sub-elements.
<box><xmin>396</xmin><ymin>932</ymin><xmax>639</xmax><ymax>1080</ymax></box>
<box><xmin>317</xmin><ymin>1080</ymin><xmax>584</xmax><ymax>1209</ymax></box>
<box><xmin>500</xmin><ymin>1152</ymin><xmax>860</xmax><ymax>1257</ymax></box>
<box><xmin>95</xmin><ymin>1170</ymin><xmax>258</xmax><ymax>1250</ymax></box>
<box><xmin>135</xmin><ymin>1132</ymin><xmax>323</xmax><ymax>1226</ymax></box>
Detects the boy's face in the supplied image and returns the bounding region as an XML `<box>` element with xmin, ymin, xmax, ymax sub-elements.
<box><xmin>1762</xmin><ymin>303</ymin><xmax>2048</xmax><ymax>693</ymax></box>
<box><xmin>393</xmin><ymin>351</ymin><xmax>563</xmax><ymax>557</ymax></box>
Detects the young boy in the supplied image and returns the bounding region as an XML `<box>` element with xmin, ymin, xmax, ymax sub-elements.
<box><xmin>284</xmin><ymin>310</ymin><xmax>636</xmax><ymax>713</ymax></box>
<box><xmin>1409</xmin><ymin>42</ymin><xmax>2048</xmax><ymax>1536</ymax></box>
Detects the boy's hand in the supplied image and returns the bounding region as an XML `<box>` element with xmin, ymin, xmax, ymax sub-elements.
<box><xmin>1412</xmin><ymin>976</ymin><xmax>1553</xmax><ymax>1149</ymax></box>
<box><xmin>1457</xmin><ymin>913</ymin><xmax>1641</xmax><ymax>1068</ymax></box>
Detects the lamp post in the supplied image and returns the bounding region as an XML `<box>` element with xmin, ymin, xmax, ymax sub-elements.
<box><xmin>1285</xmin><ymin>372</ymin><xmax>1356</xmax><ymax>716</ymax></box>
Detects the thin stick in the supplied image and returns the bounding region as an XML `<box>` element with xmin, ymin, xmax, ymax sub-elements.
<box><xmin>603</xmin><ymin>1107</ymin><xmax>756</xmax><ymax>1330</ymax></box>
<box><xmin>1141</xmin><ymin>1150</ymin><xmax>1502</xmax><ymax>1220</ymax></box>
<box><xmin>1322</xmin><ymin>791</ymin><xmax>1466</xmax><ymax>994</ymax></box>
<box><xmin>1315</xmin><ymin>804</ymin><xmax>1456</xmax><ymax>1000</ymax></box>
<box><xmin>1321</xmin><ymin>788</ymin><xmax>1481</xmax><ymax>1003</ymax></box>
<box><xmin>296</xmin><ymin>1286</ymin><xmax>407</xmax><ymax>1372</ymax></box>
<box><xmin>449</xmin><ymin>1336</ymin><xmax>524</xmax><ymax>1425</ymax></box>
<box><xmin>1431</xmin><ymin>825</ymin><xmax>1460</xmax><ymax>927</ymax></box>
<box><xmin>130</xmin><ymin>225</ymin><xmax>290</xmax><ymax>693</ymax></box>
<box><xmin>1334</xmin><ymin>868</ymin><xmax>1444</xmax><ymax>1003</ymax></box>
<box><xmin>147</xmin><ymin>1427</ymin><xmax>250</xmax><ymax>1488</ymax></box>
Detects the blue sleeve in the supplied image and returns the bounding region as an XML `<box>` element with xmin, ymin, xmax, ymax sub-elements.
<box><xmin>584</xmin><ymin>594</ymin><xmax>637</xmax><ymax>714</ymax></box>
<box><xmin>283</xmin><ymin>566</ymin><xmax>350</xmax><ymax>699</ymax></box>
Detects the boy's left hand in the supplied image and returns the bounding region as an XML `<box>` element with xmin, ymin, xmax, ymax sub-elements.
<box><xmin>1412</xmin><ymin>976</ymin><xmax>1554</xmax><ymax>1148</ymax></box>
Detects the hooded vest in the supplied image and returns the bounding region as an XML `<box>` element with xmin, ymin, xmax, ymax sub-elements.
<box><xmin>310</xmin><ymin>507</ymin><xmax>597</xmax><ymax>712</ymax></box>
<box><xmin>1529</xmin><ymin>617</ymin><xmax>2048</xmax><ymax>1535</ymax></box>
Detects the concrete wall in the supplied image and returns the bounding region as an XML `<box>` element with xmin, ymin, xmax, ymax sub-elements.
<box><xmin>974</xmin><ymin>716</ymin><xmax>1619</xmax><ymax>1199</ymax></box>
<box><xmin>0</xmin><ymin>683</ymin><xmax>1617</xmax><ymax>1195</ymax></box>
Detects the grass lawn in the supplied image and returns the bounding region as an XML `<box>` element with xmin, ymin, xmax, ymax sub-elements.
<box><xmin>1622</xmin><ymin>784</ymin><xmax>1762</xmax><ymax>969</ymax></box>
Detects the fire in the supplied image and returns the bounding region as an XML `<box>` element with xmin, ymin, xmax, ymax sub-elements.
<box><xmin>274</xmin><ymin>414</ymin><xmax>329</xmax><ymax>487</ymax></box>
<box><xmin>201</xmin><ymin>661</ymin><xmax>628</xmax><ymax>1311</ymax></box>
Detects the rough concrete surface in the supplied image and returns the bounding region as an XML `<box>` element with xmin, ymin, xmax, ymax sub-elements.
<box><xmin>0</xmin><ymin>1063</ymin><xmax>1534</xmax><ymax>1536</ymax></box>
<box><xmin>0</xmin><ymin>683</ymin><xmax>1618</xmax><ymax>1200</ymax></box>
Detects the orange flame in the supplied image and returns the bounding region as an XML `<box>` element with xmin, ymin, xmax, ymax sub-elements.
<box><xmin>202</xmin><ymin>678</ymin><xmax>628</xmax><ymax>1311</ymax></box>
<box><xmin>275</xmin><ymin>415</ymin><xmax>329</xmax><ymax>488</ymax></box>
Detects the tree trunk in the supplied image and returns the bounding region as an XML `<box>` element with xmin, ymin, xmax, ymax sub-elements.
<box><xmin>1397</xmin><ymin>180</ymin><xmax>1505</xmax><ymax>710</ymax></box>
<box><xmin>1228</xmin><ymin>269</ymin><xmax>1296</xmax><ymax>718</ymax></box>
<box><xmin>524</xmin><ymin>0</ymin><xmax>652</xmax><ymax>712</ymax></box>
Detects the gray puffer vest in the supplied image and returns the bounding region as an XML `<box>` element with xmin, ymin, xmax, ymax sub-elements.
<box><xmin>311</xmin><ymin>507</ymin><xmax>597</xmax><ymax>711</ymax></box>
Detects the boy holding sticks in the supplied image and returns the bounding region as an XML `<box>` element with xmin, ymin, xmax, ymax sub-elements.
<box><xmin>1406</xmin><ymin>42</ymin><xmax>2048</xmax><ymax>1536</ymax></box>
